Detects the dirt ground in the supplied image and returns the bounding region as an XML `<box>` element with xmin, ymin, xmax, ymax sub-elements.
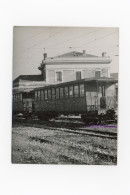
<box><xmin>12</xmin><ymin>124</ymin><xmax>117</xmax><ymax>165</ymax></box>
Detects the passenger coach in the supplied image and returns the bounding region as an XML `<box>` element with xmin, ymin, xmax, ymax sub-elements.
<box><xmin>33</xmin><ymin>77</ymin><xmax>117</xmax><ymax>123</ymax></box>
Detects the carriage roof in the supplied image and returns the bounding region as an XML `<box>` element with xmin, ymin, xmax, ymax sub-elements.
<box><xmin>33</xmin><ymin>77</ymin><xmax>118</xmax><ymax>91</ymax></box>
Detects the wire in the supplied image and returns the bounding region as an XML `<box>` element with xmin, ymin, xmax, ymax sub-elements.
<box><xmin>14</xmin><ymin>27</ymin><xmax>69</xmax><ymax>58</ymax></box>
<box><xmin>13</xmin><ymin>29</ymin><xmax>118</xmax><ymax>65</ymax></box>
<box><xmin>75</xmin><ymin>30</ymin><xmax>118</xmax><ymax>49</ymax></box>
<box><xmin>44</xmin><ymin>28</ymin><xmax>103</xmax><ymax>49</ymax></box>
<box><xmin>15</xmin><ymin>28</ymin><xmax>49</xmax><ymax>45</ymax></box>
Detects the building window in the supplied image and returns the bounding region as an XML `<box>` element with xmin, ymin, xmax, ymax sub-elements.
<box><xmin>74</xmin><ymin>85</ymin><xmax>79</xmax><ymax>97</ymax></box>
<box><xmin>52</xmin><ymin>88</ymin><xmax>55</xmax><ymax>100</ymax></box>
<box><xmin>64</xmin><ymin>86</ymin><xmax>68</xmax><ymax>98</ymax></box>
<box><xmin>76</xmin><ymin>71</ymin><xmax>81</xmax><ymax>80</ymax></box>
<box><xmin>102</xmin><ymin>69</ymin><xmax>108</xmax><ymax>77</ymax></box>
<box><xmin>95</xmin><ymin>71</ymin><xmax>101</xmax><ymax>78</ymax></box>
<box><xmin>80</xmin><ymin>84</ymin><xmax>84</xmax><ymax>97</ymax></box>
<box><xmin>56</xmin><ymin>71</ymin><xmax>62</xmax><ymax>82</ymax></box>
<box><xmin>69</xmin><ymin>85</ymin><xmax>73</xmax><ymax>98</ymax></box>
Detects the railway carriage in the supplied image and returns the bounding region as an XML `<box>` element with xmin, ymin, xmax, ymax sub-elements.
<box><xmin>33</xmin><ymin>77</ymin><xmax>117</xmax><ymax>123</ymax></box>
<box><xmin>13</xmin><ymin>91</ymin><xmax>34</xmax><ymax>118</ymax></box>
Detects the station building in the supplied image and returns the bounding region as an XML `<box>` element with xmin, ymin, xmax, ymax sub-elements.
<box><xmin>13</xmin><ymin>50</ymin><xmax>113</xmax><ymax>92</ymax></box>
<box><xmin>38</xmin><ymin>50</ymin><xmax>112</xmax><ymax>84</ymax></box>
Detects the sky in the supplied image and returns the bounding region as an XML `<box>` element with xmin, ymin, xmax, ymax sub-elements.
<box><xmin>13</xmin><ymin>26</ymin><xmax>119</xmax><ymax>79</ymax></box>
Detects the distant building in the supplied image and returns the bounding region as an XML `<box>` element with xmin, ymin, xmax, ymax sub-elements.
<box><xmin>38</xmin><ymin>50</ymin><xmax>112</xmax><ymax>84</ymax></box>
<box><xmin>13</xmin><ymin>75</ymin><xmax>47</xmax><ymax>92</ymax></box>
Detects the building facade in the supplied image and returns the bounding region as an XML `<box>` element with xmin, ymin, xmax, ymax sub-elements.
<box><xmin>38</xmin><ymin>50</ymin><xmax>112</xmax><ymax>84</ymax></box>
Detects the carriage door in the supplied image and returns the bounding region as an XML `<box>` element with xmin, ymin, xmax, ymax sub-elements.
<box><xmin>98</xmin><ymin>86</ymin><xmax>106</xmax><ymax>109</ymax></box>
<box><xmin>86</xmin><ymin>92</ymin><xmax>98</xmax><ymax>111</ymax></box>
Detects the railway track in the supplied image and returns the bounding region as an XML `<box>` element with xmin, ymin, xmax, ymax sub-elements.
<box><xmin>13</xmin><ymin>118</ymin><xmax>117</xmax><ymax>139</ymax></box>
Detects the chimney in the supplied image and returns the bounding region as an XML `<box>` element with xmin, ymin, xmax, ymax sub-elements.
<box><xmin>43</xmin><ymin>53</ymin><xmax>47</xmax><ymax>60</ymax></box>
<box><xmin>83</xmin><ymin>50</ymin><xmax>86</xmax><ymax>55</ymax></box>
<box><xmin>102</xmin><ymin>52</ymin><xmax>107</xmax><ymax>57</ymax></box>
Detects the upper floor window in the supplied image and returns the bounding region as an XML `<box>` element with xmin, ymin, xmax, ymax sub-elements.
<box><xmin>102</xmin><ymin>69</ymin><xmax>108</xmax><ymax>77</ymax></box>
<box><xmin>56</xmin><ymin>71</ymin><xmax>62</xmax><ymax>82</ymax></box>
<box><xmin>76</xmin><ymin>71</ymin><xmax>81</xmax><ymax>80</ymax></box>
<box><xmin>95</xmin><ymin>71</ymin><xmax>101</xmax><ymax>78</ymax></box>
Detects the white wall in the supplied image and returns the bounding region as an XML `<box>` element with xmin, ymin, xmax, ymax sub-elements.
<box><xmin>46</xmin><ymin>63</ymin><xmax>110</xmax><ymax>84</ymax></box>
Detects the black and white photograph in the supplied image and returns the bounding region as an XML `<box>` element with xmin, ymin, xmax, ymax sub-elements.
<box><xmin>2</xmin><ymin>0</ymin><xmax>130</xmax><ymax>195</ymax></box>
<box><xmin>12</xmin><ymin>26</ymin><xmax>118</xmax><ymax>165</ymax></box>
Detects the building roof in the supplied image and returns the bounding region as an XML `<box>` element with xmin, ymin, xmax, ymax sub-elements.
<box><xmin>34</xmin><ymin>77</ymin><xmax>118</xmax><ymax>91</ymax></box>
<box><xmin>49</xmin><ymin>51</ymin><xmax>98</xmax><ymax>59</ymax></box>
<box><xmin>13</xmin><ymin>75</ymin><xmax>44</xmax><ymax>83</ymax></box>
<box><xmin>39</xmin><ymin>50</ymin><xmax>111</xmax><ymax>66</ymax></box>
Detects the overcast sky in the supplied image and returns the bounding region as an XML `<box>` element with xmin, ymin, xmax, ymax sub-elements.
<box><xmin>13</xmin><ymin>26</ymin><xmax>119</xmax><ymax>79</ymax></box>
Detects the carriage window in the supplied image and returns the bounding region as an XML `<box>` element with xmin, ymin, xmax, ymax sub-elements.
<box><xmin>14</xmin><ymin>95</ymin><xmax>16</xmax><ymax>102</ymax></box>
<box><xmin>69</xmin><ymin>86</ymin><xmax>73</xmax><ymax>98</ymax></box>
<box><xmin>18</xmin><ymin>94</ymin><xmax>20</xmax><ymax>102</ymax></box>
<box><xmin>48</xmin><ymin>89</ymin><xmax>51</xmax><ymax>100</ymax></box>
<box><xmin>60</xmin><ymin>87</ymin><xmax>64</xmax><ymax>99</ymax></box>
<box><xmin>38</xmin><ymin>91</ymin><xmax>41</xmax><ymax>101</ymax></box>
<box><xmin>80</xmin><ymin>84</ymin><xmax>84</xmax><ymax>97</ymax></box>
<box><xmin>52</xmin><ymin>88</ymin><xmax>55</xmax><ymax>99</ymax></box>
<box><xmin>41</xmin><ymin>90</ymin><xmax>44</xmax><ymax>100</ymax></box>
<box><xmin>20</xmin><ymin>94</ymin><xmax>22</xmax><ymax>101</ymax></box>
<box><xmin>64</xmin><ymin>86</ymin><xmax>68</xmax><ymax>98</ymax></box>
<box><xmin>74</xmin><ymin>85</ymin><xmax>79</xmax><ymax>97</ymax></box>
<box><xmin>56</xmin><ymin>88</ymin><xmax>59</xmax><ymax>99</ymax></box>
<box><xmin>35</xmin><ymin>91</ymin><xmax>37</xmax><ymax>101</ymax></box>
<box><xmin>15</xmin><ymin>94</ymin><xmax>17</xmax><ymax>102</ymax></box>
<box><xmin>18</xmin><ymin>94</ymin><xmax>21</xmax><ymax>102</ymax></box>
<box><xmin>99</xmin><ymin>86</ymin><xmax>105</xmax><ymax>97</ymax></box>
<box><xmin>102</xmin><ymin>86</ymin><xmax>105</xmax><ymax>96</ymax></box>
<box><xmin>45</xmin><ymin>90</ymin><xmax>48</xmax><ymax>100</ymax></box>
<box><xmin>17</xmin><ymin>94</ymin><xmax>19</xmax><ymax>102</ymax></box>
<box><xmin>16</xmin><ymin>94</ymin><xmax>18</xmax><ymax>102</ymax></box>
